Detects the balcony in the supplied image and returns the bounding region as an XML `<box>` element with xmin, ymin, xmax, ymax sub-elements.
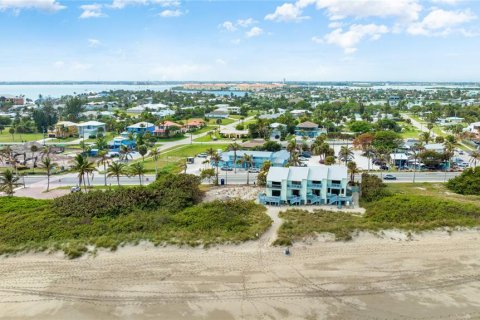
<box><xmin>287</xmin><ymin>182</ymin><xmax>302</xmax><ymax>189</ymax></box>
<box><xmin>267</xmin><ymin>182</ymin><xmax>282</xmax><ymax>189</ymax></box>
<box><xmin>329</xmin><ymin>183</ymin><xmax>342</xmax><ymax>188</ymax></box>
<box><xmin>307</xmin><ymin>182</ymin><xmax>322</xmax><ymax>189</ymax></box>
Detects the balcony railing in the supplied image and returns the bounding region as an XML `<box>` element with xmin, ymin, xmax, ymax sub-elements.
<box><xmin>329</xmin><ymin>183</ymin><xmax>342</xmax><ymax>188</ymax></box>
<box><xmin>287</xmin><ymin>182</ymin><xmax>302</xmax><ymax>189</ymax></box>
<box><xmin>307</xmin><ymin>182</ymin><xmax>322</xmax><ymax>189</ymax></box>
<box><xmin>267</xmin><ymin>182</ymin><xmax>282</xmax><ymax>189</ymax></box>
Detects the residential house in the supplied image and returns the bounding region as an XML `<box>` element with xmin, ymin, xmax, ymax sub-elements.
<box><xmin>126</xmin><ymin>122</ymin><xmax>155</xmax><ymax>134</ymax></box>
<box><xmin>127</xmin><ymin>103</ymin><xmax>169</xmax><ymax>114</ymax></box>
<box><xmin>49</xmin><ymin>121</ymin><xmax>78</xmax><ymax>138</ymax></box>
<box><xmin>270</xmin><ymin>123</ymin><xmax>286</xmax><ymax>140</ymax></box>
<box><xmin>76</xmin><ymin>121</ymin><xmax>106</xmax><ymax>138</ymax></box>
<box><xmin>216</xmin><ymin>150</ymin><xmax>290</xmax><ymax>169</ymax></box>
<box><xmin>205</xmin><ymin>109</ymin><xmax>229</xmax><ymax>119</ymax></box>
<box><xmin>295</xmin><ymin>121</ymin><xmax>325</xmax><ymax>138</ymax></box>
<box><xmin>259</xmin><ymin>166</ymin><xmax>352</xmax><ymax>207</ymax></box>
<box><xmin>424</xmin><ymin>143</ymin><xmax>445</xmax><ymax>153</ymax></box>
<box><xmin>290</xmin><ymin>109</ymin><xmax>310</xmax><ymax>118</ymax></box>
<box><xmin>464</xmin><ymin>121</ymin><xmax>480</xmax><ymax>138</ymax></box>
<box><xmin>390</xmin><ymin>153</ymin><xmax>409</xmax><ymax>168</ymax></box>
<box><xmin>154</xmin><ymin>121</ymin><xmax>184</xmax><ymax>137</ymax></box>
<box><xmin>185</xmin><ymin>119</ymin><xmax>206</xmax><ymax>131</ymax></box>
<box><xmin>0</xmin><ymin>94</ymin><xmax>24</xmax><ymax>105</ymax></box>
<box><xmin>108</xmin><ymin>135</ymin><xmax>136</xmax><ymax>153</ymax></box>
<box><xmin>219</xmin><ymin>129</ymin><xmax>249</xmax><ymax>139</ymax></box>
<box><xmin>215</xmin><ymin>104</ymin><xmax>241</xmax><ymax>114</ymax></box>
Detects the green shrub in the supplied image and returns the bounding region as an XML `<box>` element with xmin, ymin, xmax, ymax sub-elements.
<box><xmin>446</xmin><ymin>168</ymin><xmax>480</xmax><ymax>195</ymax></box>
<box><xmin>360</xmin><ymin>173</ymin><xmax>391</xmax><ymax>202</ymax></box>
<box><xmin>53</xmin><ymin>174</ymin><xmax>203</xmax><ymax>219</ymax></box>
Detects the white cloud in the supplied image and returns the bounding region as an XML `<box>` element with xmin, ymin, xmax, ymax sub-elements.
<box><xmin>246</xmin><ymin>26</ymin><xmax>263</xmax><ymax>38</ymax></box>
<box><xmin>431</xmin><ymin>0</ymin><xmax>459</xmax><ymax>5</ymax></box>
<box><xmin>79</xmin><ymin>4</ymin><xmax>106</xmax><ymax>19</ymax></box>
<box><xmin>158</xmin><ymin>9</ymin><xmax>183</xmax><ymax>17</ymax></box>
<box><xmin>88</xmin><ymin>38</ymin><xmax>102</xmax><ymax>48</ymax></box>
<box><xmin>220</xmin><ymin>21</ymin><xmax>237</xmax><ymax>32</ymax></box>
<box><xmin>219</xmin><ymin>18</ymin><xmax>257</xmax><ymax>32</ymax></box>
<box><xmin>231</xmin><ymin>38</ymin><xmax>241</xmax><ymax>45</ymax></box>
<box><xmin>265</xmin><ymin>2</ymin><xmax>309</xmax><ymax>22</ymax></box>
<box><xmin>0</xmin><ymin>0</ymin><xmax>65</xmax><ymax>12</ymax></box>
<box><xmin>216</xmin><ymin>58</ymin><xmax>227</xmax><ymax>65</ymax></box>
<box><xmin>407</xmin><ymin>9</ymin><xmax>476</xmax><ymax>35</ymax></box>
<box><xmin>110</xmin><ymin>0</ymin><xmax>179</xmax><ymax>9</ymax></box>
<box><xmin>321</xmin><ymin>24</ymin><xmax>389</xmax><ymax>53</ymax></box>
<box><xmin>328</xmin><ymin>21</ymin><xmax>343</xmax><ymax>29</ymax></box>
<box><xmin>237</xmin><ymin>18</ymin><xmax>256</xmax><ymax>27</ymax></box>
<box><xmin>266</xmin><ymin>0</ymin><xmax>422</xmax><ymax>23</ymax></box>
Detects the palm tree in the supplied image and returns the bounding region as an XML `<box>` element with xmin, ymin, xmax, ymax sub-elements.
<box><xmin>72</xmin><ymin>154</ymin><xmax>96</xmax><ymax>191</ymax></box>
<box><xmin>237</xmin><ymin>154</ymin><xmax>254</xmax><ymax>185</ymax></box>
<box><xmin>0</xmin><ymin>169</ymin><xmax>22</xmax><ymax>196</ymax></box>
<box><xmin>338</xmin><ymin>146</ymin><xmax>354</xmax><ymax>165</ymax></box>
<box><xmin>150</xmin><ymin>147</ymin><xmax>161</xmax><ymax>177</ymax></box>
<box><xmin>347</xmin><ymin>161</ymin><xmax>359</xmax><ymax>183</ymax></box>
<box><xmin>119</xmin><ymin>145</ymin><xmax>133</xmax><ymax>162</ymax></box>
<box><xmin>210</xmin><ymin>152</ymin><xmax>222</xmax><ymax>185</ymax></box>
<box><xmin>129</xmin><ymin>162</ymin><xmax>146</xmax><ymax>186</ymax></box>
<box><xmin>443</xmin><ymin>141</ymin><xmax>455</xmax><ymax>170</ymax></box>
<box><xmin>469</xmin><ymin>151</ymin><xmax>480</xmax><ymax>167</ymax></box>
<box><xmin>419</xmin><ymin>131</ymin><xmax>431</xmax><ymax>144</ymax></box>
<box><xmin>138</xmin><ymin>144</ymin><xmax>148</xmax><ymax>161</ymax></box>
<box><xmin>409</xmin><ymin>143</ymin><xmax>424</xmax><ymax>183</ymax></box>
<box><xmin>107</xmin><ymin>162</ymin><xmax>126</xmax><ymax>186</ymax></box>
<box><xmin>30</xmin><ymin>144</ymin><xmax>38</xmax><ymax>172</ymax></box>
<box><xmin>96</xmin><ymin>150</ymin><xmax>110</xmax><ymax>187</ymax></box>
<box><xmin>287</xmin><ymin>152</ymin><xmax>302</xmax><ymax>167</ymax></box>
<box><xmin>40</xmin><ymin>157</ymin><xmax>56</xmax><ymax>192</ymax></box>
<box><xmin>228</xmin><ymin>142</ymin><xmax>241</xmax><ymax>173</ymax></box>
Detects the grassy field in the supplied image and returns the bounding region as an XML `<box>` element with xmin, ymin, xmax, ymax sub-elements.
<box><xmin>0</xmin><ymin>130</ymin><xmax>44</xmax><ymax>143</ymax></box>
<box><xmin>206</xmin><ymin>118</ymin><xmax>235</xmax><ymax>126</ymax></box>
<box><xmin>131</xmin><ymin>143</ymin><xmax>229</xmax><ymax>173</ymax></box>
<box><xmin>275</xmin><ymin>183</ymin><xmax>480</xmax><ymax>245</ymax></box>
<box><xmin>0</xmin><ymin>196</ymin><xmax>271</xmax><ymax>258</ymax></box>
<box><xmin>191</xmin><ymin>125</ymin><xmax>216</xmax><ymax>135</ymax></box>
<box><xmin>400</xmin><ymin>124</ymin><xmax>421</xmax><ymax>139</ymax></box>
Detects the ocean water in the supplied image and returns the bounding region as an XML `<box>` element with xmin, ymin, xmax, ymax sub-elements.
<box><xmin>0</xmin><ymin>84</ymin><xmax>175</xmax><ymax>100</ymax></box>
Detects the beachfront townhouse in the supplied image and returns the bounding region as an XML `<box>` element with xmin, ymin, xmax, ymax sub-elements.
<box><xmin>76</xmin><ymin>121</ymin><xmax>106</xmax><ymax>139</ymax></box>
<box><xmin>216</xmin><ymin>150</ymin><xmax>290</xmax><ymax>169</ymax></box>
<box><xmin>126</xmin><ymin>122</ymin><xmax>155</xmax><ymax>134</ymax></box>
<box><xmin>295</xmin><ymin>121</ymin><xmax>325</xmax><ymax>138</ymax></box>
<box><xmin>259</xmin><ymin>166</ymin><xmax>352</xmax><ymax>207</ymax></box>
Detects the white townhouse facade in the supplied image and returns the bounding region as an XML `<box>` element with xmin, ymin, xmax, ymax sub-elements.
<box><xmin>259</xmin><ymin>166</ymin><xmax>352</xmax><ymax>207</ymax></box>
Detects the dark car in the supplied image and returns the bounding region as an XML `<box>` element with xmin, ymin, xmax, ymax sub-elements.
<box><xmin>380</xmin><ymin>165</ymin><xmax>389</xmax><ymax>170</ymax></box>
<box><xmin>383</xmin><ymin>174</ymin><xmax>397</xmax><ymax>180</ymax></box>
<box><xmin>300</xmin><ymin>152</ymin><xmax>312</xmax><ymax>158</ymax></box>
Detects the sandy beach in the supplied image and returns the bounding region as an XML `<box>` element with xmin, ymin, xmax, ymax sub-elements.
<box><xmin>1</xmin><ymin>228</ymin><xmax>480</xmax><ymax>320</ymax></box>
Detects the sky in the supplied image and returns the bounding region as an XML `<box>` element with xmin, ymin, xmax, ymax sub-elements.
<box><xmin>0</xmin><ymin>0</ymin><xmax>479</xmax><ymax>82</ymax></box>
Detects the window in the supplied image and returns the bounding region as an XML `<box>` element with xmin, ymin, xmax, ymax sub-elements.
<box><xmin>272</xmin><ymin>190</ymin><xmax>281</xmax><ymax>197</ymax></box>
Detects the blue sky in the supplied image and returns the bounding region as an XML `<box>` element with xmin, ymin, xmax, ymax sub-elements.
<box><xmin>0</xmin><ymin>0</ymin><xmax>479</xmax><ymax>81</ymax></box>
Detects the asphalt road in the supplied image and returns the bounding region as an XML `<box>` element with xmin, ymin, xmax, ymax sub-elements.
<box><xmin>19</xmin><ymin>170</ymin><xmax>460</xmax><ymax>189</ymax></box>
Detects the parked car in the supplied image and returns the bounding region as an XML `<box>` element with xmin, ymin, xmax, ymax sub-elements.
<box><xmin>383</xmin><ymin>174</ymin><xmax>397</xmax><ymax>180</ymax></box>
<box><xmin>248</xmin><ymin>167</ymin><xmax>260</xmax><ymax>173</ymax></box>
<box><xmin>380</xmin><ymin>165</ymin><xmax>389</xmax><ymax>170</ymax></box>
<box><xmin>221</xmin><ymin>166</ymin><xmax>233</xmax><ymax>171</ymax></box>
<box><xmin>197</xmin><ymin>153</ymin><xmax>208</xmax><ymax>158</ymax></box>
<box><xmin>70</xmin><ymin>186</ymin><xmax>81</xmax><ymax>193</ymax></box>
<box><xmin>299</xmin><ymin>157</ymin><xmax>309</xmax><ymax>162</ymax></box>
<box><xmin>300</xmin><ymin>152</ymin><xmax>312</xmax><ymax>158</ymax></box>
<box><xmin>458</xmin><ymin>162</ymin><xmax>470</xmax><ymax>168</ymax></box>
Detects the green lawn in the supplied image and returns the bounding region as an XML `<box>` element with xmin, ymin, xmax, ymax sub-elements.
<box><xmin>131</xmin><ymin>143</ymin><xmax>230</xmax><ymax>173</ymax></box>
<box><xmin>206</xmin><ymin>118</ymin><xmax>235</xmax><ymax>126</ymax></box>
<box><xmin>191</xmin><ymin>125</ymin><xmax>216</xmax><ymax>135</ymax></box>
<box><xmin>0</xmin><ymin>130</ymin><xmax>44</xmax><ymax>143</ymax></box>
<box><xmin>400</xmin><ymin>124</ymin><xmax>421</xmax><ymax>139</ymax></box>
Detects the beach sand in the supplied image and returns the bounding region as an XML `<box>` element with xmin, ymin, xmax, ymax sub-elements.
<box><xmin>1</xmin><ymin>228</ymin><xmax>480</xmax><ymax>320</ymax></box>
